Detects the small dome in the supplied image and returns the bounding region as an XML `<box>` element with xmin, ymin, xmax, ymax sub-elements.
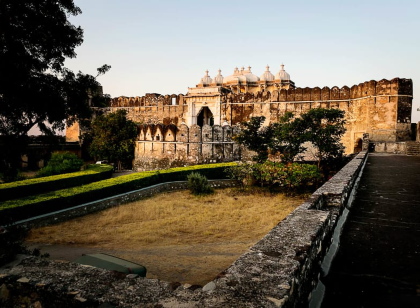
<box><xmin>199</xmin><ymin>70</ymin><xmax>212</xmax><ymax>85</ymax></box>
<box><xmin>213</xmin><ymin>69</ymin><xmax>224</xmax><ymax>84</ymax></box>
<box><xmin>223</xmin><ymin>66</ymin><xmax>259</xmax><ymax>83</ymax></box>
<box><xmin>223</xmin><ymin>67</ymin><xmax>241</xmax><ymax>83</ymax></box>
<box><xmin>244</xmin><ymin>66</ymin><xmax>260</xmax><ymax>82</ymax></box>
<box><xmin>275</xmin><ymin>64</ymin><xmax>290</xmax><ymax>80</ymax></box>
<box><xmin>260</xmin><ymin>65</ymin><xmax>275</xmax><ymax>82</ymax></box>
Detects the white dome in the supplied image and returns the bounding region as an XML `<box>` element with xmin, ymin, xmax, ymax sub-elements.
<box><xmin>275</xmin><ymin>64</ymin><xmax>290</xmax><ymax>80</ymax></box>
<box><xmin>223</xmin><ymin>66</ymin><xmax>259</xmax><ymax>83</ymax></box>
<box><xmin>244</xmin><ymin>66</ymin><xmax>260</xmax><ymax>82</ymax></box>
<box><xmin>260</xmin><ymin>65</ymin><xmax>275</xmax><ymax>81</ymax></box>
<box><xmin>223</xmin><ymin>67</ymin><xmax>240</xmax><ymax>83</ymax></box>
<box><xmin>213</xmin><ymin>69</ymin><xmax>224</xmax><ymax>84</ymax></box>
<box><xmin>199</xmin><ymin>70</ymin><xmax>212</xmax><ymax>85</ymax></box>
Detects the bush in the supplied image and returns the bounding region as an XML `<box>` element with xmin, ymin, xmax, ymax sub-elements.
<box><xmin>0</xmin><ymin>164</ymin><xmax>113</xmax><ymax>201</ymax></box>
<box><xmin>37</xmin><ymin>152</ymin><xmax>84</xmax><ymax>177</ymax></box>
<box><xmin>227</xmin><ymin>161</ymin><xmax>322</xmax><ymax>191</ymax></box>
<box><xmin>187</xmin><ymin>172</ymin><xmax>214</xmax><ymax>195</ymax></box>
<box><xmin>225</xmin><ymin>163</ymin><xmax>255</xmax><ymax>188</ymax></box>
<box><xmin>1</xmin><ymin>162</ymin><xmax>235</xmax><ymax>222</ymax></box>
<box><xmin>255</xmin><ymin>161</ymin><xmax>322</xmax><ymax>189</ymax></box>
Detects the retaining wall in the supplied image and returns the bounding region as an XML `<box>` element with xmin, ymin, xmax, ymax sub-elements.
<box><xmin>14</xmin><ymin>180</ymin><xmax>238</xmax><ymax>229</ymax></box>
<box><xmin>0</xmin><ymin>152</ymin><xmax>368</xmax><ymax>307</ymax></box>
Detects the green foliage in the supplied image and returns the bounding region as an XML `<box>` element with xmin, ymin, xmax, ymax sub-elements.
<box><xmin>234</xmin><ymin>108</ymin><xmax>346</xmax><ymax>167</ymax></box>
<box><xmin>269</xmin><ymin>112</ymin><xmax>308</xmax><ymax>164</ymax></box>
<box><xmin>187</xmin><ymin>172</ymin><xmax>214</xmax><ymax>195</ymax></box>
<box><xmin>1</xmin><ymin>162</ymin><xmax>235</xmax><ymax>222</ymax></box>
<box><xmin>233</xmin><ymin>116</ymin><xmax>273</xmax><ymax>163</ymax></box>
<box><xmin>0</xmin><ymin>164</ymin><xmax>113</xmax><ymax>201</ymax></box>
<box><xmin>89</xmin><ymin>110</ymin><xmax>138</xmax><ymax>170</ymax></box>
<box><xmin>300</xmin><ymin>108</ymin><xmax>346</xmax><ymax>168</ymax></box>
<box><xmin>227</xmin><ymin>162</ymin><xmax>322</xmax><ymax>191</ymax></box>
<box><xmin>0</xmin><ymin>0</ymin><xmax>110</xmax><ymax>176</ymax></box>
<box><xmin>37</xmin><ymin>152</ymin><xmax>84</xmax><ymax>177</ymax></box>
<box><xmin>225</xmin><ymin>163</ymin><xmax>255</xmax><ymax>188</ymax></box>
<box><xmin>254</xmin><ymin>161</ymin><xmax>322</xmax><ymax>189</ymax></box>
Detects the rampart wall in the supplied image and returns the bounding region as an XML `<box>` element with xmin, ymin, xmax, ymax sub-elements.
<box><xmin>91</xmin><ymin>78</ymin><xmax>412</xmax><ymax>170</ymax></box>
<box><xmin>133</xmin><ymin>124</ymin><xmax>244</xmax><ymax>170</ymax></box>
<box><xmin>0</xmin><ymin>152</ymin><xmax>368</xmax><ymax>307</ymax></box>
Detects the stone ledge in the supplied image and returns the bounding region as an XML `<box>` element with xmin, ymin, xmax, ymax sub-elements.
<box><xmin>2</xmin><ymin>152</ymin><xmax>368</xmax><ymax>307</ymax></box>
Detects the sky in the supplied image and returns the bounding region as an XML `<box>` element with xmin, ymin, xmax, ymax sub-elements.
<box><xmin>63</xmin><ymin>0</ymin><xmax>420</xmax><ymax>122</ymax></box>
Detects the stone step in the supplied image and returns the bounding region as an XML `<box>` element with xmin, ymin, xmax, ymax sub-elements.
<box><xmin>406</xmin><ymin>142</ymin><xmax>420</xmax><ymax>156</ymax></box>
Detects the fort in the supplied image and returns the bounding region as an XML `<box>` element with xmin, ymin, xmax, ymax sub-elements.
<box><xmin>66</xmin><ymin>65</ymin><xmax>414</xmax><ymax>170</ymax></box>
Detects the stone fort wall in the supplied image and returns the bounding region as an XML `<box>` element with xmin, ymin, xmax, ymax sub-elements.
<box><xmin>93</xmin><ymin>78</ymin><xmax>412</xmax><ymax>170</ymax></box>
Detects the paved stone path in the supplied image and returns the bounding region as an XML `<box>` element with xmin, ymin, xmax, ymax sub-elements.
<box><xmin>321</xmin><ymin>154</ymin><xmax>420</xmax><ymax>307</ymax></box>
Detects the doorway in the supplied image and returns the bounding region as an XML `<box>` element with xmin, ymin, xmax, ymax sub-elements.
<box><xmin>197</xmin><ymin>107</ymin><xmax>214</xmax><ymax>127</ymax></box>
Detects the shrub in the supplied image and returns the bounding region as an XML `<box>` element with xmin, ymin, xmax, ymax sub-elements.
<box><xmin>225</xmin><ymin>163</ymin><xmax>255</xmax><ymax>188</ymax></box>
<box><xmin>187</xmin><ymin>172</ymin><xmax>214</xmax><ymax>195</ymax></box>
<box><xmin>227</xmin><ymin>161</ymin><xmax>322</xmax><ymax>191</ymax></box>
<box><xmin>0</xmin><ymin>164</ymin><xmax>113</xmax><ymax>201</ymax></box>
<box><xmin>1</xmin><ymin>162</ymin><xmax>235</xmax><ymax>222</ymax></box>
<box><xmin>37</xmin><ymin>152</ymin><xmax>84</xmax><ymax>177</ymax></box>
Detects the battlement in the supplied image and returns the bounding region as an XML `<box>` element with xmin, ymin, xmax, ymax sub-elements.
<box><xmin>108</xmin><ymin>78</ymin><xmax>412</xmax><ymax>107</ymax></box>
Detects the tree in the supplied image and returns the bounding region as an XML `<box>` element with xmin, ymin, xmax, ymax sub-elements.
<box><xmin>89</xmin><ymin>110</ymin><xmax>138</xmax><ymax>170</ymax></box>
<box><xmin>233</xmin><ymin>116</ymin><xmax>273</xmax><ymax>163</ymax></box>
<box><xmin>0</xmin><ymin>0</ymin><xmax>110</xmax><ymax>178</ymax></box>
<box><xmin>301</xmin><ymin>108</ymin><xmax>346</xmax><ymax>169</ymax></box>
<box><xmin>269</xmin><ymin>112</ymin><xmax>307</xmax><ymax>164</ymax></box>
<box><xmin>234</xmin><ymin>108</ymin><xmax>346</xmax><ymax>167</ymax></box>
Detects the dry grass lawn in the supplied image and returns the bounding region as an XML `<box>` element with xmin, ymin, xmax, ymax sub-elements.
<box><xmin>27</xmin><ymin>188</ymin><xmax>306</xmax><ymax>284</ymax></box>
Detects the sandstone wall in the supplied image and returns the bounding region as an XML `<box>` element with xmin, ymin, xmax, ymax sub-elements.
<box><xmin>134</xmin><ymin>123</ymin><xmax>242</xmax><ymax>171</ymax></box>
<box><xmin>94</xmin><ymin>78</ymin><xmax>412</xmax><ymax>169</ymax></box>
<box><xmin>1</xmin><ymin>152</ymin><xmax>369</xmax><ymax>308</ymax></box>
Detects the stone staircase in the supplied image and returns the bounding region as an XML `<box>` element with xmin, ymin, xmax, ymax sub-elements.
<box><xmin>406</xmin><ymin>141</ymin><xmax>420</xmax><ymax>156</ymax></box>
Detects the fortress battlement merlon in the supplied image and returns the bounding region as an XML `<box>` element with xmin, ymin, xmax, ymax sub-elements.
<box><xmin>67</xmin><ymin>66</ymin><xmax>413</xmax><ymax>171</ymax></box>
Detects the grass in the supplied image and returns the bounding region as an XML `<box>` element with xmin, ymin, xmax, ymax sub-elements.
<box><xmin>27</xmin><ymin>187</ymin><xmax>307</xmax><ymax>284</ymax></box>
<box><xmin>28</xmin><ymin>188</ymin><xmax>306</xmax><ymax>247</ymax></box>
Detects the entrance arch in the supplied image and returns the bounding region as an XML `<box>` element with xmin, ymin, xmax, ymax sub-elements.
<box><xmin>197</xmin><ymin>107</ymin><xmax>214</xmax><ymax>127</ymax></box>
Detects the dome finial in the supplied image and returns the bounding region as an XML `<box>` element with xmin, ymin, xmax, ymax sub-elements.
<box><xmin>248</xmin><ymin>65</ymin><xmax>251</xmax><ymax>72</ymax></box>
<box><xmin>281</xmin><ymin>63</ymin><xmax>285</xmax><ymax>71</ymax></box>
<box><xmin>266</xmin><ymin>64</ymin><xmax>270</xmax><ymax>71</ymax></box>
<box><xmin>205</xmin><ymin>69</ymin><xmax>209</xmax><ymax>76</ymax></box>
<box><xmin>218</xmin><ymin>69</ymin><xmax>221</xmax><ymax>74</ymax></box>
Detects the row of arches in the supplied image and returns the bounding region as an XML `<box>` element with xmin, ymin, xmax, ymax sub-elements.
<box><xmin>138</xmin><ymin>123</ymin><xmax>239</xmax><ymax>143</ymax></box>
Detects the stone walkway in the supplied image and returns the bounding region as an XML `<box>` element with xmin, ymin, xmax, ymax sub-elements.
<box><xmin>321</xmin><ymin>154</ymin><xmax>420</xmax><ymax>307</ymax></box>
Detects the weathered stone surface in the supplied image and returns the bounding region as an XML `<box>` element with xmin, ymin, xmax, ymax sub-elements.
<box><xmin>69</xmin><ymin>77</ymin><xmax>413</xmax><ymax>171</ymax></box>
<box><xmin>2</xmin><ymin>152</ymin><xmax>369</xmax><ymax>307</ymax></box>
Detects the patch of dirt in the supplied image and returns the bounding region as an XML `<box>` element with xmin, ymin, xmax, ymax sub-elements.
<box><xmin>27</xmin><ymin>241</ymin><xmax>255</xmax><ymax>285</ymax></box>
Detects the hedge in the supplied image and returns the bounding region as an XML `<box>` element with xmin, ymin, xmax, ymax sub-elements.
<box><xmin>0</xmin><ymin>162</ymin><xmax>236</xmax><ymax>223</ymax></box>
<box><xmin>0</xmin><ymin>164</ymin><xmax>114</xmax><ymax>202</ymax></box>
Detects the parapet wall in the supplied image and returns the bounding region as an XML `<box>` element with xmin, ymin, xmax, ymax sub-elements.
<box><xmin>134</xmin><ymin>123</ymin><xmax>246</xmax><ymax>171</ymax></box>
<box><xmin>1</xmin><ymin>152</ymin><xmax>368</xmax><ymax>307</ymax></box>
<box><xmin>95</xmin><ymin>78</ymin><xmax>412</xmax><ymax>166</ymax></box>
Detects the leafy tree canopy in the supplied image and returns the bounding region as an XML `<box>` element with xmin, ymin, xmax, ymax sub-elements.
<box><xmin>0</xmin><ymin>0</ymin><xmax>110</xmax><ymax>176</ymax></box>
<box><xmin>301</xmin><ymin>108</ymin><xmax>346</xmax><ymax>168</ymax></box>
<box><xmin>233</xmin><ymin>116</ymin><xmax>273</xmax><ymax>163</ymax></box>
<box><xmin>89</xmin><ymin>110</ymin><xmax>138</xmax><ymax>170</ymax></box>
<box><xmin>269</xmin><ymin>112</ymin><xmax>308</xmax><ymax>164</ymax></box>
<box><xmin>234</xmin><ymin>108</ymin><xmax>346</xmax><ymax>168</ymax></box>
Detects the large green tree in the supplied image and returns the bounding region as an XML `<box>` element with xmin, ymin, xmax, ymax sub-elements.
<box><xmin>89</xmin><ymin>110</ymin><xmax>138</xmax><ymax>170</ymax></box>
<box><xmin>269</xmin><ymin>112</ymin><xmax>308</xmax><ymax>164</ymax></box>
<box><xmin>301</xmin><ymin>108</ymin><xmax>346</xmax><ymax>169</ymax></box>
<box><xmin>234</xmin><ymin>116</ymin><xmax>273</xmax><ymax>163</ymax></box>
<box><xmin>234</xmin><ymin>108</ymin><xmax>346</xmax><ymax>167</ymax></box>
<box><xmin>0</xmin><ymin>0</ymin><xmax>110</xmax><ymax>178</ymax></box>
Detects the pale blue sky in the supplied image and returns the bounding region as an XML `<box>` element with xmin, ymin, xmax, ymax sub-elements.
<box><xmin>65</xmin><ymin>0</ymin><xmax>420</xmax><ymax>122</ymax></box>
